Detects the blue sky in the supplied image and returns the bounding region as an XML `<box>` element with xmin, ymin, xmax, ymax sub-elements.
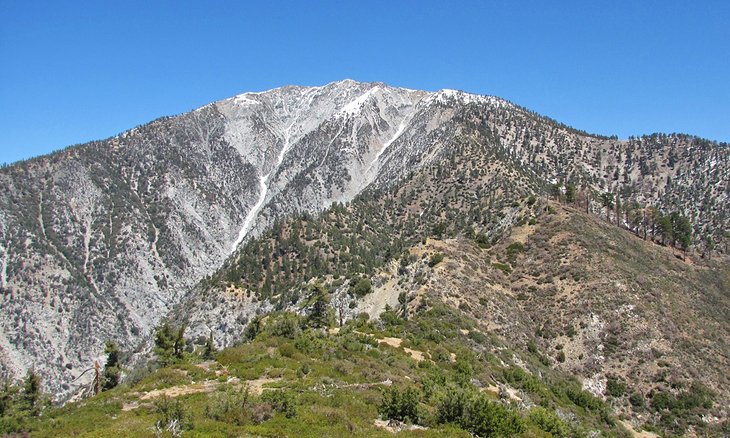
<box><xmin>1</xmin><ymin>1</ymin><xmax>728</xmax><ymax>164</ymax></box>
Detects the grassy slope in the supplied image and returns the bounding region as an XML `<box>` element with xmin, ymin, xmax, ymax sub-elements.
<box><xmin>18</xmin><ymin>303</ymin><xmax>633</xmax><ymax>437</ymax></box>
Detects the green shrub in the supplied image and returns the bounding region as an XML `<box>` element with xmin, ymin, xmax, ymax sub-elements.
<box><xmin>436</xmin><ymin>386</ymin><xmax>468</xmax><ymax>424</ymax></box>
<box><xmin>428</xmin><ymin>253</ymin><xmax>445</xmax><ymax>267</ymax></box>
<box><xmin>503</xmin><ymin>367</ymin><xmax>542</xmax><ymax>394</ymax></box>
<box><xmin>629</xmin><ymin>391</ymin><xmax>645</xmax><ymax>409</ymax></box>
<box><xmin>379</xmin><ymin>386</ymin><xmax>421</xmax><ymax>424</ymax></box>
<box><xmin>260</xmin><ymin>390</ymin><xmax>297</xmax><ymax>418</ymax></box>
<box><xmin>436</xmin><ymin>387</ymin><xmax>526</xmax><ymax>437</ymax></box>
<box><xmin>606</xmin><ymin>375</ymin><xmax>627</xmax><ymax>398</ymax></box>
<box><xmin>205</xmin><ymin>386</ymin><xmax>251</xmax><ymax>425</ymax></box>
<box><xmin>278</xmin><ymin>342</ymin><xmax>297</xmax><ymax>358</ymax></box>
<box><xmin>462</xmin><ymin>398</ymin><xmax>526</xmax><ymax>437</ymax></box>
<box><xmin>492</xmin><ymin>263</ymin><xmax>512</xmax><ymax>274</ymax></box>
<box><xmin>506</xmin><ymin>242</ymin><xmax>524</xmax><ymax>256</ymax></box>
<box><xmin>154</xmin><ymin>395</ymin><xmax>190</xmax><ymax>433</ymax></box>
<box><xmin>529</xmin><ymin>406</ymin><xmax>569</xmax><ymax>438</ymax></box>
<box><xmin>352</xmin><ymin>278</ymin><xmax>373</xmax><ymax>297</ymax></box>
<box><xmin>269</xmin><ymin>314</ymin><xmax>301</xmax><ymax>339</ymax></box>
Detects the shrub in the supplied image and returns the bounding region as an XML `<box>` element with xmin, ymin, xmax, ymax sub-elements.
<box><xmin>463</xmin><ymin>398</ymin><xmax>525</xmax><ymax>437</ymax></box>
<box><xmin>278</xmin><ymin>343</ymin><xmax>296</xmax><ymax>358</ymax></box>
<box><xmin>436</xmin><ymin>386</ymin><xmax>468</xmax><ymax>424</ymax></box>
<box><xmin>492</xmin><ymin>263</ymin><xmax>512</xmax><ymax>274</ymax></box>
<box><xmin>529</xmin><ymin>407</ymin><xmax>569</xmax><ymax>438</ymax></box>
<box><xmin>379</xmin><ymin>386</ymin><xmax>421</xmax><ymax>424</ymax></box>
<box><xmin>503</xmin><ymin>367</ymin><xmax>542</xmax><ymax>394</ymax></box>
<box><xmin>351</xmin><ymin>278</ymin><xmax>373</xmax><ymax>297</ymax></box>
<box><xmin>269</xmin><ymin>314</ymin><xmax>301</xmax><ymax>339</ymax></box>
<box><xmin>428</xmin><ymin>253</ymin><xmax>445</xmax><ymax>267</ymax></box>
<box><xmin>261</xmin><ymin>390</ymin><xmax>297</xmax><ymax>418</ymax></box>
<box><xmin>154</xmin><ymin>395</ymin><xmax>189</xmax><ymax>434</ymax></box>
<box><xmin>606</xmin><ymin>375</ymin><xmax>627</xmax><ymax>398</ymax></box>
<box><xmin>250</xmin><ymin>402</ymin><xmax>274</xmax><ymax>424</ymax></box>
<box><xmin>436</xmin><ymin>387</ymin><xmax>526</xmax><ymax>437</ymax></box>
<box><xmin>629</xmin><ymin>391</ymin><xmax>645</xmax><ymax>409</ymax></box>
<box><xmin>506</xmin><ymin>242</ymin><xmax>524</xmax><ymax>256</ymax></box>
<box><xmin>205</xmin><ymin>386</ymin><xmax>251</xmax><ymax>425</ymax></box>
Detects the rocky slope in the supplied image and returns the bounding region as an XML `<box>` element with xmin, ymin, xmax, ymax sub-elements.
<box><xmin>0</xmin><ymin>80</ymin><xmax>727</xmax><ymax>399</ymax></box>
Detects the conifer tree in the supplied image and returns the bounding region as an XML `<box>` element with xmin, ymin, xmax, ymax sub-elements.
<box><xmin>202</xmin><ymin>331</ymin><xmax>216</xmax><ymax>360</ymax></box>
<box><xmin>102</xmin><ymin>341</ymin><xmax>121</xmax><ymax>390</ymax></box>
<box><xmin>22</xmin><ymin>370</ymin><xmax>41</xmax><ymax>416</ymax></box>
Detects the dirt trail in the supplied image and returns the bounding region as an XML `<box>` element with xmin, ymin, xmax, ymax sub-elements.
<box><xmin>482</xmin><ymin>384</ymin><xmax>522</xmax><ymax>402</ymax></box>
<box><xmin>377</xmin><ymin>337</ymin><xmax>427</xmax><ymax>362</ymax></box>
<box><xmin>121</xmin><ymin>375</ymin><xmax>282</xmax><ymax>411</ymax></box>
<box><xmin>618</xmin><ymin>420</ymin><xmax>660</xmax><ymax>438</ymax></box>
<box><xmin>139</xmin><ymin>380</ymin><xmax>220</xmax><ymax>401</ymax></box>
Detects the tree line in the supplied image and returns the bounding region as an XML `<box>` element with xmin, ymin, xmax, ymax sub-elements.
<box><xmin>550</xmin><ymin>183</ymin><xmax>694</xmax><ymax>253</ymax></box>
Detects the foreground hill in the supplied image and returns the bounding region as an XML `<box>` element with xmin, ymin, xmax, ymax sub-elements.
<box><xmin>6</xmin><ymin>203</ymin><xmax>728</xmax><ymax>436</ymax></box>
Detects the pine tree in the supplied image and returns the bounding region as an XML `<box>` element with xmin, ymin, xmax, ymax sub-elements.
<box><xmin>307</xmin><ymin>282</ymin><xmax>331</xmax><ymax>328</ymax></box>
<box><xmin>202</xmin><ymin>331</ymin><xmax>216</xmax><ymax>360</ymax></box>
<box><xmin>600</xmin><ymin>192</ymin><xmax>614</xmax><ymax>222</ymax></box>
<box><xmin>565</xmin><ymin>184</ymin><xmax>576</xmax><ymax>203</ymax></box>
<box><xmin>102</xmin><ymin>341</ymin><xmax>121</xmax><ymax>390</ymax></box>
<box><xmin>154</xmin><ymin>322</ymin><xmax>186</xmax><ymax>366</ymax></box>
<box><xmin>22</xmin><ymin>370</ymin><xmax>42</xmax><ymax>416</ymax></box>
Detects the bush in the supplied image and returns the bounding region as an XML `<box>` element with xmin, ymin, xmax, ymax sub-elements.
<box><xmin>503</xmin><ymin>367</ymin><xmax>542</xmax><ymax>394</ymax></box>
<box><xmin>529</xmin><ymin>407</ymin><xmax>569</xmax><ymax>438</ymax></box>
<box><xmin>436</xmin><ymin>386</ymin><xmax>468</xmax><ymax>424</ymax></box>
<box><xmin>380</xmin><ymin>386</ymin><xmax>421</xmax><ymax>424</ymax></box>
<box><xmin>278</xmin><ymin>343</ymin><xmax>297</xmax><ymax>358</ymax></box>
<box><xmin>154</xmin><ymin>395</ymin><xmax>190</xmax><ymax>434</ymax></box>
<box><xmin>629</xmin><ymin>391</ymin><xmax>645</xmax><ymax>409</ymax></box>
<box><xmin>606</xmin><ymin>375</ymin><xmax>627</xmax><ymax>398</ymax></box>
<box><xmin>269</xmin><ymin>314</ymin><xmax>301</xmax><ymax>339</ymax></box>
<box><xmin>464</xmin><ymin>397</ymin><xmax>525</xmax><ymax>437</ymax></box>
<box><xmin>492</xmin><ymin>263</ymin><xmax>512</xmax><ymax>274</ymax></box>
<box><xmin>351</xmin><ymin>278</ymin><xmax>373</xmax><ymax>297</ymax></box>
<box><xmin>428</xmin><ymin>253</ymin><xmax>445</xmax><ymax>267</ymax></box>
<box><xmin>436</xmin><ymin>387</ymin><xmax>526</xmax><ymax>437</ymax></box>
<box><xmin>205</xmin><ymin>386</ymin><xmax>251</xmax><ymax>425</ymax></box>
<box><xmin>261</xmin><ymin>390</ymin><xmax>297</xmax><ymax>418</ymax></box>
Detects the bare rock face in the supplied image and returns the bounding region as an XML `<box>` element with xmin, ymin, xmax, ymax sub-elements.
<box><xmin>0</xmin><ymin>79</ymin><xmax>727</xmax><ymax>398</ymax></box>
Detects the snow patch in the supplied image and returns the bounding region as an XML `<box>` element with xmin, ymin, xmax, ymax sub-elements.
<box><xmin>340</xmin><ymin>86</ymin><xmax>380</xmax><ymax>116</ymax></box>
<box><xmin>232</xmin><ymin>94</ymin><xmax>260</xmax><ymax>106</ymax></box>
<box><xmin>424</xmin><ymin>89</ymin><xmax>507</xmax><ymax>108</ymax></box>
<box><xmin>230</xmin><ymin>123</ymin><xmax>296</xmax><ymax>252</ymax></box>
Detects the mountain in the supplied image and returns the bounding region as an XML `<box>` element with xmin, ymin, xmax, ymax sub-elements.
<box><xmin>0</xmin><ymin>79</ymin><xmax>727</xmax><ymax>405</ymax></box>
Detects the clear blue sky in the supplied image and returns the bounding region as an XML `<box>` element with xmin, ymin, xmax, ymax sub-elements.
<box><xmin>1</xmin><ymin>1</ymin><xmax>728</xmax><ymax>164</ymax></box>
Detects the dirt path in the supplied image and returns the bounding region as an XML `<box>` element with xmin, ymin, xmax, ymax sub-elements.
<box><xmin>618</xmin><ymin>420</ymin><xmax>660</xmax><ymax>438</ymax></box>
<box><xmin>120</xmin><ymin>374</ymin><xmax>282</xmax><ymax>411</ymax></box>
<box><xmin>377</xmin><ymin>337</ymin><xmax>427</xmax><ymax>362</ymax></box>
<box><xmin>246</xmin><ymin>376</ymin><xmax>282</xmax><ymax>395</ymax></box>
<box><xmin>483</xmin><ymin>384</ymin><xmax>522</xmax><ymax>402</ymax></box>
<box><xmin>373</xmin><ymin>418</ymin><xmax>428</xmax><ymax>433</ymax></box>
<box><xmin>139</xmin><ymin>380</ymin><xmax>220</xmax><ymax>401</ymax></box>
